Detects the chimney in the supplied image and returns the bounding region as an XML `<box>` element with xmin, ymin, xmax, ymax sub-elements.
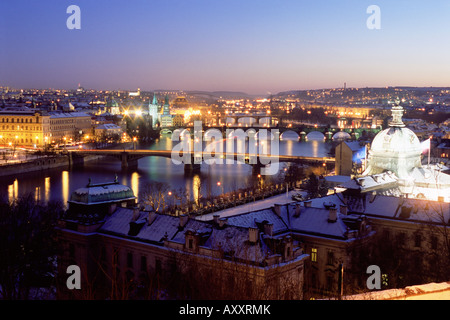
<box><xmin>263</xmin><ymin>223</ymin><xmax>273</xmax><ymax>237</ymax></box>
<box><xmin>218</xmin><ymin>217</ymin><xmax>228</xmax><ymax>228</ymax></box>
<box><xmin>294</xmin><ymin>203</ymin><xmax>301</xmax><ymax>217</ymax></box>
<box><xmin>304</xmin><ymin>201</ymin><xmax>312</xmax><ymax>208</ymax></box>
<box><xmin>248</xmin><ymin>227</ymin><xmax>259</xmax><ymax>244</ymax></box>
<box><xmin>148</xmin><ymin>211</ymin><xmax>157</xmax><ymax>225</ymax></box>
<box><xmin>213</xmin><ymin>214</ymin><xmax>220</xmax><ymax>225</ymax></box>
<box><xmin>132</xmin><ymin>206</ymin><xmax>140</xmax><ymax>221</ymax></box>
<box><xmin>340</xmin><ymin>204</ymin><xmax>348</xmax><ymax>215</ymax></box>
<box><xmin>328</xmin><ymin>208</ymin><xmax>337</xmax><ymax>223</ymax></box>
<box><xmin>274</xmin><ymin>203</ymin><xmax>282</xmax><ymax>216</ymax></box>
<box><xmin>179</xmin><ymin>214</ymin><xmax>189</xmax><ymax>229</ymax></box>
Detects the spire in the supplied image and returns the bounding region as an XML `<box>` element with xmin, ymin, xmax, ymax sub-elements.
<box><xmin>151</xmin><ymin>93</ymin><xmax>158</xmax><ymax>105</ymax></box>
<box><xmin>389</xmin><ymin>103</ymin><xmax>405</xmax><ymax>128</ymax></box>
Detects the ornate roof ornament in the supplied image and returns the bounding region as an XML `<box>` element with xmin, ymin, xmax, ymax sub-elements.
<box><xmin>389</xmin><ymin>103</ymin><xmax>405</xmax><ymax>128</ymax></box>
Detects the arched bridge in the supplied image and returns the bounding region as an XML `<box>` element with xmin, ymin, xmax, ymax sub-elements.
<box><xmin>67</xmin><ymin>149</ymin><xmax>335</xmax><ymax>174</ymax></box>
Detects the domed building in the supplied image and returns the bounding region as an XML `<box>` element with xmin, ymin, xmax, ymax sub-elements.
<box><xmin>63</xmin><ymin>175</ymin><xmax>137</xmax><ymax>225</ymax></box>
<box><xmin>363</xmin><ymin>104</ymin><xmax>423</xmax><ymax>179</ymax></box>
<box><xmin>345</xmin><ymin>104</ymin><xmax>450</xmax><ymax>202</ymax></box>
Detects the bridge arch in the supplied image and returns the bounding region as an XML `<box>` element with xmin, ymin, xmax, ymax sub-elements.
<box><xmin>280</xmin><ymin>130</ymin><xmax>300</xmax><ymax>141</ymax></box>
<box><xmin>237</xmin><ymin>117</ymin><xmax>256</xmax><ymax>126</ymax></box>
<box><xmin>160</xmin><ymin>128</ymin><xmax>172</xmax><ymax>134</ymax></box>
<box><xmin>225</xmin><ymin>117</ymin><xmax>236</xmax><ymax>125</ymax></box>
<box><xmin>254</xmin><ymin>130</ymin><xmax>275</xmax><ymax>140</ymax></box>
<box><xmin>332</xmin><ymin>131</ymin><xmax>351</xmax><ymax>141</ymax></box>
<box><xmin>258</xmin><ymin>117</ymin><xmax>271</xmax><ymax>125</ymax></box>
<box><xmin>306</xmin><ymin>131</ymin><xmax>325</xmax><ymax>140</ymax></box>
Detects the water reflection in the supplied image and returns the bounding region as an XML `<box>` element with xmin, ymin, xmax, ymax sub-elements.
<box><xmin>0</xmin><ymin>135</ymin><xmax>332</xmax><ymax>205</ymax></box>
<box><xmin>131</xmin><ymin>171</ymin><xmax>139</xmax><ymax>200</ymax></box>
<box><xmin>8</xmin><ymin>179</ymin><xmax>18</xmax><ymax>202</ymax></box>
<box><xmin>44</xmin><ymin>177</ymin><xmax>50</xmax><ymax>203</ymax></box>
<box><xmin>62</xmin><ymin>171</ymin><xmax>69</xmax><ymax>207</ymax></box>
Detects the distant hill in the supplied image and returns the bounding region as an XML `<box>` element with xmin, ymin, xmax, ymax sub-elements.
<box><xmin>187</xmin><ymin>91</ymin><xmax>260</xmax><ymax>99</ymax></box>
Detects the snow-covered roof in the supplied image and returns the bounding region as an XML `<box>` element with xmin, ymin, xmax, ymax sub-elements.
<box><xmin>49</xmin><ymin>111</ymin><xmax>91</xmax><ymax>118</ymax></box>
<box><xmin>307</xmin><ymin>193</ymin><xmax>450</xmax><ymax>225</ymax></box>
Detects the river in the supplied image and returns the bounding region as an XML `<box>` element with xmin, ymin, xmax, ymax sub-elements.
<box><xmin>0</xmin><ymin>131</ymin><xmax>333</xmax><ymax>207</ymax></box>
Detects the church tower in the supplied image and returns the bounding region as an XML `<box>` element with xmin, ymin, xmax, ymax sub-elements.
<box><xmin>148</xmin><ymin>93</ymin><xmax>160</xmax><ymax>128</ymax></box>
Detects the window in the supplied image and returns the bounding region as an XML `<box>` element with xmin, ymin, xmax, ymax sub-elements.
<box><xmin>127</xmin><ymin>252</ymin><xmax>133</xmax><ymax>268</ymax></box>
<box><xmin>327</xmin><ymin>251</ymin><xmax>334</xmax><ymax>265</ymax></box>
<box><xmin>140</xmin><ymin>256</ymin><xmax>147</xmax><ymax>272</ymax></box>
<box><xmin>326</xmin><ymin>276</ymin><xmax>334</xmax><ymax>292</ymax></box>
<box><xmin>113</xmin><ymin>248</ymin><xmax>120</xmax><ymax>266</ymax></box>
<box><xmin>431</xmin><ymin>236</ymin><xmax>438</xmax><ymax>250</ymax></box>
<box><xmin>311</xmin><ymin>248</ymin><xmax>318</xmax><ymax>262</ymax></box>
<box><xmin>155</xmin><ymin>259</ymin><xmax>162</xmax><ymax>274</ymax></box>
<box><xmin>188</xmin><ymin>238</ymin><xmax>193</xmax><ymax>249</ymax></box>
<box><xmin>414</xmin><ymin>234</ymin><xmax>422</xmax><ymax>248</ymax></box>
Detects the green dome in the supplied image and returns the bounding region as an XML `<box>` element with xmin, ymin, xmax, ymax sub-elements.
<box><xmin>69</xmin><ymin>181</ymin><xmax>135</xmax><ymax>205</ymax></box>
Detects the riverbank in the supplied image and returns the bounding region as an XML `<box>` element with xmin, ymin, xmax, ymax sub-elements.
<box><xmin>0</xmin><ymin>154</ymin><xmax>104</xmax><ymax>177</ymax></box>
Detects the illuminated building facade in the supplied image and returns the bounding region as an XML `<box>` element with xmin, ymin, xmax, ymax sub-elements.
<box><xmin>0</xmin><ymin>108</ymin><xmax>50</xmax><ymax>147</ymax></box>
<box><xmin>49</xmin><ymin>112</ymin><xmax>92</xmax><ymax>143</ymax></box>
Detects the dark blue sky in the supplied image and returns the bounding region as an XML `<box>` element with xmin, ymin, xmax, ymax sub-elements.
<box><xmin>1</xmin><ymin>0</ymin><xmax>450</xmax><ymax>94</ymax></box>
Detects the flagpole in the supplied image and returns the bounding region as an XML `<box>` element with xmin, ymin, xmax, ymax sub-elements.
<box><xmin>428</xmin><ymin>142</ymin><xmax>430</xmax><ymax>167</ymax></box>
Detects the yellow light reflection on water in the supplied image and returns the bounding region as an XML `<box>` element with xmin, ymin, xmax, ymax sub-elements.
<box><xmin>311</xmin><ymin>140</ymin><xmax>319</xmax><ymax>158</ymax></box>
<box><xmin>62</xmin><ymin>171</ymin><xmax>69</xmax><ymax>207</ymax></box>
<box><xmin>35</xmin><ymin>186</ymin><xmax>40</xmax><ymax>202</ymax></box>
<box><xmin>131</xmin><ymin>171</ymin><xmax>139</xmax><ymax>198</ymax></box>
<box><xmin>8</xmin><ymin>179</ymin><xmax>18</xmax><ymax>202</ymax></box>
<box><xmin>193</xmin><ymin>174</ymin><xmax>201</xmax><ymax>205</ymax></box>
<box><xmin>44</xmin><ymin>177</ymin><xmax>50</xmax><ymax>203</ymax></box>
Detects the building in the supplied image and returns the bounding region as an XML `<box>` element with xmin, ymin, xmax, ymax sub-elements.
<box><xmin>148</xmin><ymin>94</ymin><xmax>160</xmax><ymax>128</ymax></box>
<box><xmin>158</xmin><ymin>95</ymin><xmax>173</xmax><ymax>128</ymax></box>
<box><xmin>360</xmin><ymin>104</ymin><xmax>450</xmax><ymax>202</ymax></box>
<box><xmin>94</xmin><ymin>123</ymin><xmax>123</xmax><ymax>140</ymax></box>
<box><xmin>56</xmin><ymin>177</ymin><xmax>315</xmax><ymax>299</ymax></box>
<box><xmin>172</xmin><ymin>113</ymin><xmax>184</xmax><ymax>127</ymax></box>
<box><xmin>48</xmin><ymin>111</ymin><xmax>92</xmax><ymax>143</ymax></box>
<box><xmin>0</xmin><ymin>107</ymin><xmax>50</xmax><ymax>147</ymax></box>
<box><xmin>56</xmin><ymin>175</ymin><xmax>375</xmax><ymax>299</ymax></box>
<box><xmin>335</xmin><ymin>140</ymin><xmax>367</xmax><ymax>176</ymax></box>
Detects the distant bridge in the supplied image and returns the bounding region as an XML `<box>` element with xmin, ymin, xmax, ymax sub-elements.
<box><xmin>67</xmin><ymin>149</ymin><xmax>335</xmax><ymax>174</ymax></box>
<box><xmin>160</xmin><ymin>125</ymin><xmax>381</xmax><ymax>141</ymax></box>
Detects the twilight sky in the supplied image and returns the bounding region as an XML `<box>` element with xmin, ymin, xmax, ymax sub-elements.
<box><xmin>1</xmin><ymin>0</ymin><xmax>450</xmax><ymax>95</ymax></box>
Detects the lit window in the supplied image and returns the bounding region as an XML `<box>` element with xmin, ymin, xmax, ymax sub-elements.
<box><xmin>311</xmin><ymin>248</ymin><xmax>318</xmax><ymax>262</ymax></box>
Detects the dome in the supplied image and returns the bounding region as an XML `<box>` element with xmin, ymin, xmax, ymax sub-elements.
<box><xmin>69</xmin><ymin>179</ymin><xmax>136</xmax><ymax>205</ymax></box>
<box><xmin>364</xmin><ymin>105</ymin><xmax>423</xmax><ymax>178</ymax></box>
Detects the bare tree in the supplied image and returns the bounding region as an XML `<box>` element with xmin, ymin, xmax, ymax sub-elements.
<box><xmin>139</xmin><ymin>182</ymin><xmax>170</xmax><ymax>213</ymax></box>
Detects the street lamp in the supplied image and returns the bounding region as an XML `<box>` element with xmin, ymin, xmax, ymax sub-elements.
<box><xmin>217</xmin><ymin>181</ymin><xmax>224</xmax><ymax>195</ymax></box>
<box><xmin>133</xmin><ymin>136</ymin><xmax>137</xmax><ymax>150</ymax></box>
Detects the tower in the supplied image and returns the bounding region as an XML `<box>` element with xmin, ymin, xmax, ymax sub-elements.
<box><xmin>148</xmin><ymin>93</ymin><xmax>160</xmax><ymax>128</ymax></box>
<box><xmin>163</xmin><ymin>95</ymin><xmax>170</xmax><ymax>115</ymax></box>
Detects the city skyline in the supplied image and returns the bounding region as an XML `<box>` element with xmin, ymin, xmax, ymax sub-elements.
<box><xmin>1</xmin><ymin>1</ymin><xmax>450</xmax><ymax>94</ymax></box>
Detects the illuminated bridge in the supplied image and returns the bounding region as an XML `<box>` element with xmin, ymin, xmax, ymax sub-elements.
<box><xmin>67</xmin><ymin>149</ymin><xmax>335</xmax><ymax>174</ymax></box>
